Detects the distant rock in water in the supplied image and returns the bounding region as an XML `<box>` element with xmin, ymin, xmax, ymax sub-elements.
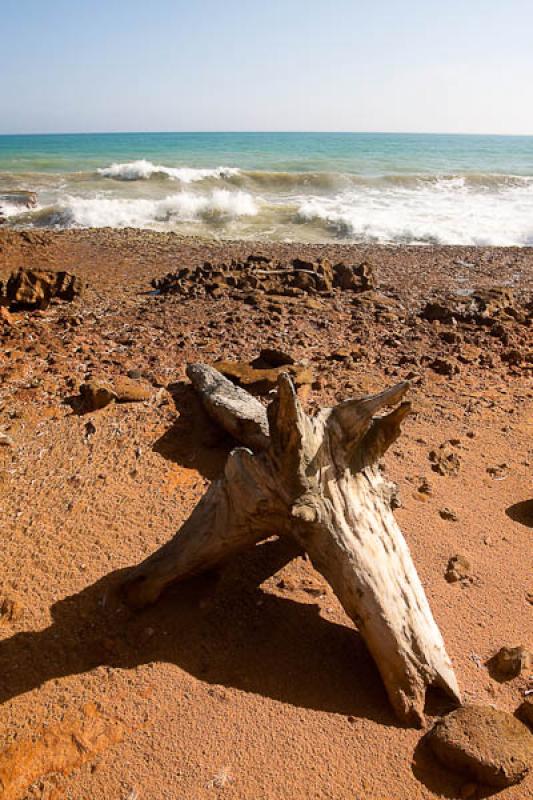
<box><xmin>151</xmin><ymin>255</ymin><xmax>376</xmax><ymax>299</ymax></box>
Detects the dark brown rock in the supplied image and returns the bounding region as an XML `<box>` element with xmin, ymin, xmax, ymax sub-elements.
<box><xmin>517</xmin><ymin>698</ymin><xmax>533</xmax><ymax>728</ymax></box>
<box><xmin>488</xmin><ymin>646</ymin><xmax>531</xmax><ymax>679</ymax></box>
<box><xmin>445</xmin><ymin>554</ymin><xmax>471</xmax><ymax>583</ymax></box>
<box><xmin>430</xmin><ymin>356</ymin><xmax>460</xmax><ymax>376</ymax></box>
<box><xmin>256</xmin><ymin>348</ymin><xmax>295</xmax><ymax>367</ymax></box>
<box><xmin>439</xmin><ymin>507</ymin><xmax>458</xmax><ymax>522</ymax></box>
<box><xmin>430</xmin><ymin>443</ymin><xmax>461</xmax><ymax>476</ymax></box>
<box><xmin>428</xmin><ymin>705</ymin><xmax>533</xmax><ymax>787</ymax></box>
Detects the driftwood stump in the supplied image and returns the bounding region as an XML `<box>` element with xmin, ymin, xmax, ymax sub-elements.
<box><xmin>123</xmin><ymin>364</ymin><xmax>461</xmax><ymax>726</ymax></box>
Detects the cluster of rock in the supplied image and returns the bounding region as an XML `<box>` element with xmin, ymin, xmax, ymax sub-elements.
<box><xmin>418</xmin><ymin>286</ymin><xmax>532</xmax><ymax>375</ymax></box>
<box><xmin>152</xmin><ymin>255</ymin><xmax>375</xmax><ymax>299</ymax></box>
<box><xmin>0</xmin><ymin>268</ymin><xmax>84</xmax><ymax>312</ymax></box>
<box><xmin>420</xmin><ymin>287</ymin><xmax>528</xmax><ymax>326</ymax></box>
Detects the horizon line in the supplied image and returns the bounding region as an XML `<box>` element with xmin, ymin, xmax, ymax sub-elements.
<box><xmin>1</xmin><ymin>129</ymin><xmax>532</xmax><ymax>138</ymax></box>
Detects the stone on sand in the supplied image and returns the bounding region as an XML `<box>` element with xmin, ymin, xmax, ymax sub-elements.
<box><xmin>428</xmin><ymin>705</ymin><xmax>533</xmax><ymax>788</ymax></box>
<box><xmin>489</xmin><ymin>646</ymin><xmax>531</xmax><ymax>679</ymax></box>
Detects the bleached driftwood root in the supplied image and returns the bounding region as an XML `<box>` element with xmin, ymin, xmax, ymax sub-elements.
<box><xmin>123</xmin><ymin>364</ymin><xmax>461</xmax><ymax>725</ymax></box>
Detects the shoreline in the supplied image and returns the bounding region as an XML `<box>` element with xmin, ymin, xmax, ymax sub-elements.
<box><xmin>2</xmin><ymin>227</ymin><xmax>533</xmax><ymax>292</ymax></box>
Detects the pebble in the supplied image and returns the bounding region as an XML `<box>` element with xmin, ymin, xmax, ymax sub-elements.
<box><xmin>445</xmin><ymin>554</ymin><xmax>472</xmax><ymax>583</ymax></box>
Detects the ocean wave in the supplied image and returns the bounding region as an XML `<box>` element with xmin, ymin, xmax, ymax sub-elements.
<box><xmin>97</xmin><ymin>160</ymin><xmax>241</xmax><ymax>183</ymax></box>
<box><xmin>296</xmin><ymin>179</ymin><xmax>533</xmax><ymax>246</ymax></box>
<box><xmin>23</xmin><ymin>189</ymin><xmax>259</xmax><ymax>229</ymax></box>
<box><xmin>4</xmin><ymin>168</ymin><xmax>533</xmax><ymax>245</ymax></box>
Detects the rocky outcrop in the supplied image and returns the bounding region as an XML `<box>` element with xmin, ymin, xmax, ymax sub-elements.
<box><xmin>0</xmin><ymin>268</ymin><xmax>84</xmax><ymax>311</ymax></box>
<box><xmin>152</xmin><ymin>255</ymin><xmax>376</xmax><ymax>299</ymax></box>
<box><xmin>420</xmin><ymin>287</ymin><xmax>521</xmax><ymax>326</ymax></box>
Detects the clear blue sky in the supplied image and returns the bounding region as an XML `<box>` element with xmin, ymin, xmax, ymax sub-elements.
<box><xmin>1</xmin><ymin>0</ymin><xmax>532</xmax><ymax>135</ymax></box>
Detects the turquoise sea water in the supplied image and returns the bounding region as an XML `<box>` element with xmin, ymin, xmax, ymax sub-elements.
<box><xmin>1</xmin><ymin>132</ymin><xmax>532</xmax><ymax>244</ymax></box>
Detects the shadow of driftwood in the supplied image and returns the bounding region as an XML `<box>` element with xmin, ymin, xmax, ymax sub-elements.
<box><xmin>412</xmin><ymin>735</ymin><xmax>501</xmax><ymax>799</ymax></box>
<box><xmin>0</xmin><ymin>537</ymin><xmax>399</xmax><ymax>728</ymax></box>
<box><xmin>153</xmin><ymin>381</ymin><xmax>237</xmax><ymax>480</ymax></box>
<box><xmin>506</xmin><ymin>499</ymin><xmax>533</xmax><ymax>528</ymax></box>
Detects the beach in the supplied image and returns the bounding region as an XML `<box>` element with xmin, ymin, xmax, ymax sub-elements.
<box><xmin>0</xmin><ymin>228</ymin><xmax>532</xmax><ymax>799</ymax></box>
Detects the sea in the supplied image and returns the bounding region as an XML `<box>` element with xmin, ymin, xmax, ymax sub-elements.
<box><xmin>0</xmin><ymin>132</ymin><xmax>532</xmax><ymax>245</ymax></box>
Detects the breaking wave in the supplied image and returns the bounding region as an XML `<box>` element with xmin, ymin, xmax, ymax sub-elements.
<box><xmin>97</xmin><ymin>160</ymin><xmax>241</xmax><ymax>183</ymax></box>
<box><xmin>20</xmin><ymin>189</ymin><xmax>258</xmax><ymax>229</ymax></box>
<box><xmin>3</xmin><ymin>168</ymin><xmax>533</xmax><ymax>244</ymax></box>
<box><xmin>296</xmin><ymin>176</ymin><xmax>533</xmax><ymax>246</ymax></box>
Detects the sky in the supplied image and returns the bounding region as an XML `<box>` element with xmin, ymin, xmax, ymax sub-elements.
<box><xmin>1</xmin><ymin>0</ymin><xmax>532</xmax><ymax>135</ymax></box>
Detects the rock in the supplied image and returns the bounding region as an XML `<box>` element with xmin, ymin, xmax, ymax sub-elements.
<box><xmin>79</xmin><ymin>381</ymin><xmax>116</xmax><ymax>412</ymax></box>
<box><xmin>152</xmin><ymin>255</ymin><xmax>372</xmax><ymax>300</ymax></box>
<box><xmin>428</xmin><ymin>705</ymin><xmax>533</xmax><ymax>788</ymax></box>
<box><xmin>352</xmin><ymin>290</ymin><xmax>401</xmax><ymax>312</ymax></box>
<box><xmin>213</xmin><ymin>359</ymin><xmax>313</xmax><ymax>396</ymax></box>
<box><xmin>333</xmin><ymin>260</ymin><xmax>375</xmax><ymax>292</ymax></box>
<box><xmin>471</xmin><ymin>287</ymin><xmax>515</xmax><ymax>317</ymax></box>
<box><xmin>421</xmin><ymin>288</ymin><xmax>518</xmax><ymax>328</ymax></box>
<box><xmin>430</xmin><ymin>356</ymin><xmax>460</xmax><ymax>376</ymax></box>
<box><xmin>0</xmin><ymin>307</ymin><xmax>13</xmax><ymax>326</ymax></box>
<box><xmin>418</xmin><ymin>478</ymin><xmax>432</xmax><ymax>495</ymax></box>
<box><xmin>488</xmin><ymin>646</ymin><xmax>531</xmax><ymax>679</ymax></box>
<box><xmin>0</xmin><ymin>594</ymin><xmax>20</xmax><ymax>624</ymax></box>
<box><xmin>0</xmin><ymin>433</ymin><xmax>14</xmax><ymax>447</ymax></box>
<box><xmin>502</xmin><ymin>348</ymin><xmax>523</xmax><ymax>366</ymax></box>
<box><xmin>430</xmin><ymin>443</ymin><xmax>461</xmax><ymax>476</ymax></box>
<box><xmin>2</xmin><ymin>268</ymin><xmax>84</xmax><ymax>311</ymax></box>
<box><xmin>445</xmin><ymin>554</ymin><xmax>472</xmax><ymax>583</ymax></box>
<box><xmin>440</xmin><ymin>507</ymin><xmax>458</xmax><ymax>522</ymax></box>
<box><xmin>328</xmin><ymin>349</ymin><xmax>352</xmax><ymax>362</ymax></box>
<box><xmin>113</xmin><ymin>376</ymin><xmax>153</xmax><ymax>403</ymax></box>
<box><xmin>486</xmin><ymin>463</ymin><xmax>509</xmax><ymax>480</ymax></box>
<box><xmin>421</xmin><ymin>300</ymin><xmax>456</xmax><ymax>324</ymax></box>
<box><xmin>517</xmin><ymin>698</ymin><xmax>533</xmax><ymax>728</ymax></box>
<box><xmin>257</xmin><ymin>348</ymin><xmax>295</xmax><ymax>367</ymax></box>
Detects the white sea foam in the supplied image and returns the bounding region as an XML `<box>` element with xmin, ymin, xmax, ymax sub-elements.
<box><xmin>97</xmin><ymin>160</ymin><xmax>240</xmax><ymax>183</ymax></box>
<box><xmin>296</xmin><ymin>176</ymin><xmax>533</xmax><ymax>245</ymax></box>
<box><xmin>51</xmin><ymin>189</ymin><xmax>258</xmax><ymax>228</ymax></box>
<box><xmin>0</xmin><ymin>201</ymin><xmax>26</xmax><ymax>218</ymax></box>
